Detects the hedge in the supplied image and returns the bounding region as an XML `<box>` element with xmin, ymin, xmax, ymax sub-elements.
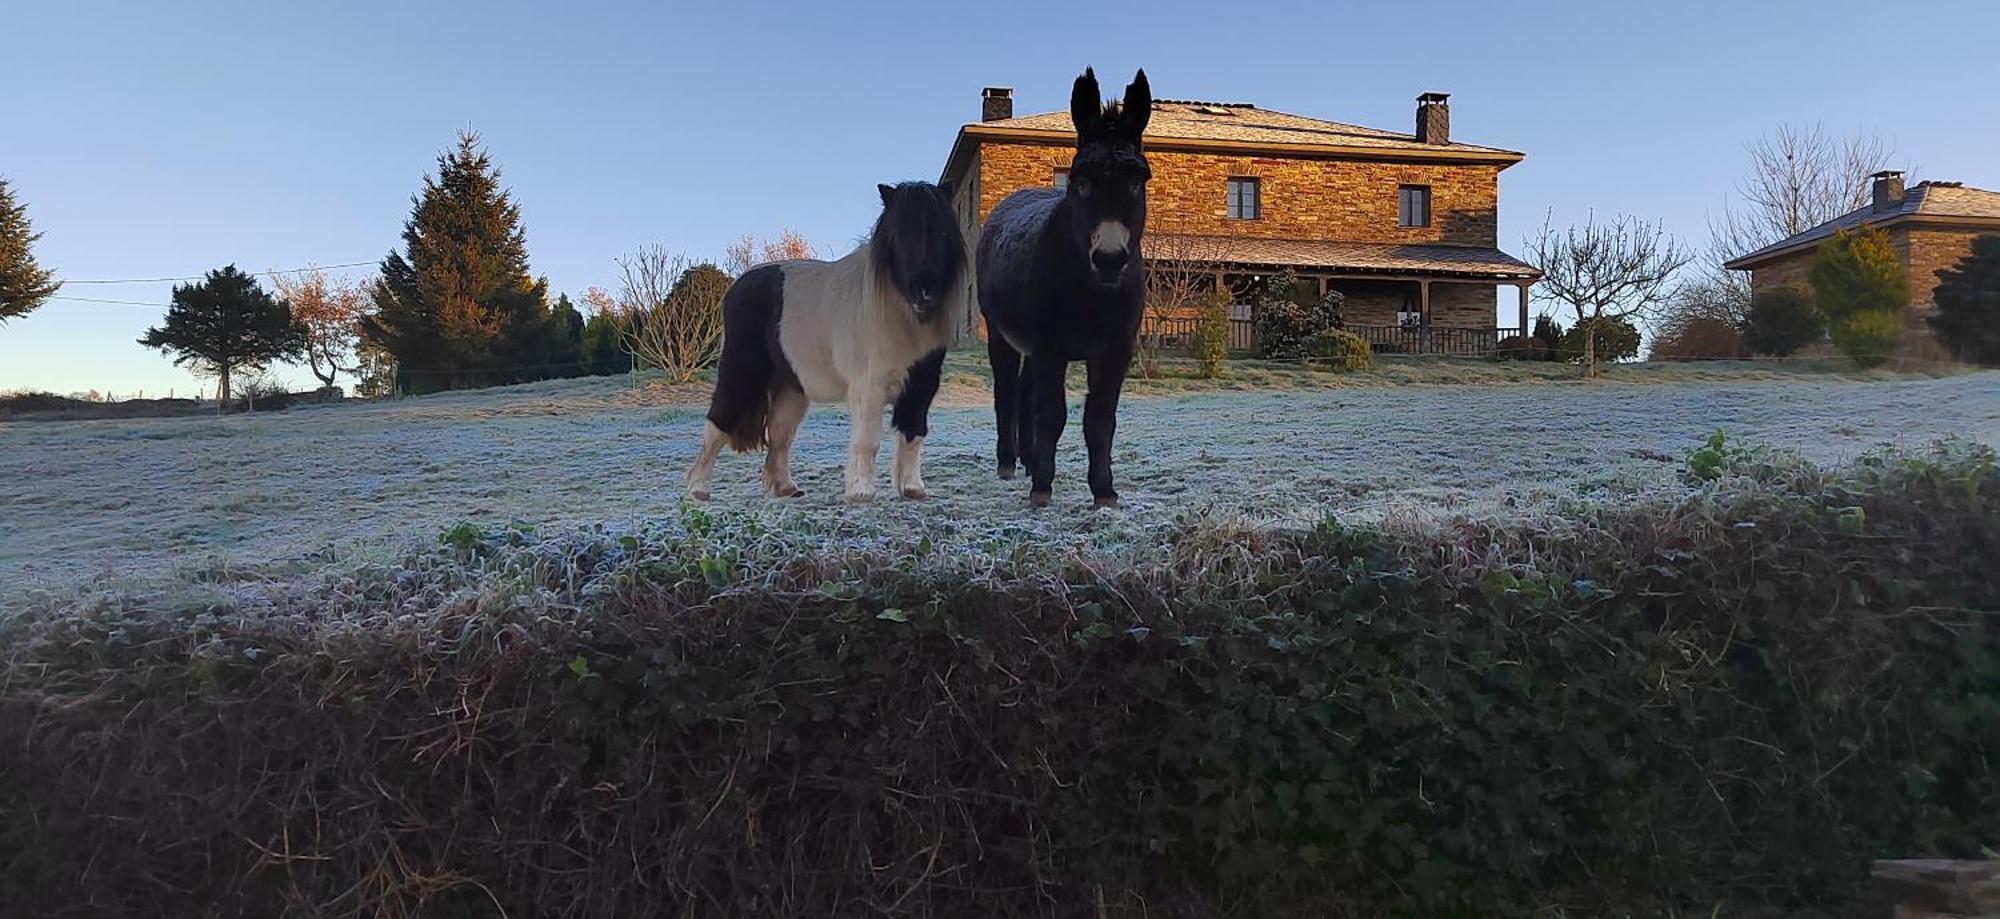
<box><xmin>2</xmin><ymin>440</ymin><xmax>1996</xmax><ymax>918</ymax></box>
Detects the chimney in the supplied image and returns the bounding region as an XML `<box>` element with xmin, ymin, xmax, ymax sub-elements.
<box><xmin>1871</xmin><ymin>170</ymin><xmax>1906</xmax><ymax>213</ymax></box>
<box><xmin>1416</xmin><ymin>92</ymin><xmax>1450</xmax><ymax>145</ymax></box>
<box><xmin>982</xmin><ymin>87</ymin><xmax>1014</xmax><ymax>122</ymax></box>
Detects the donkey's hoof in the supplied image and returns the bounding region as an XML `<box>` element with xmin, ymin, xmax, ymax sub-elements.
<box><xmin>1091</xmin><ymin>495</ymin><xmax>1120</xmax><ymax>510</ymax></box>
<box><xmin>997</xmin><ymin>463</ymin><xmax>1016</xmax><ymax>481</ymax></box>
<box><xmin>900</xmin><ymin>487</ymin><xmax>929</xmax><ymax>501</ymax></box>
<box><xmin>1028</xmin><ymin>490</ymin><xmax>1052</xmax><ymax>508</ymax></box>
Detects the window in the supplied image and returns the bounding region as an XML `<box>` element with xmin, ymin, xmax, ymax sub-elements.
<box><xmin>1398</xmin><ymin>185</ymin><xmax>1431</xmax><ymax>228</ymax></box>
<box><xmin>1226</xmin><ymin>177</ymin><xmax>1261</xmax><ymax>220</ymax></box>
<box><xmin>1053</xmin><ymin>168</ymin><xmax>1069</xmax><ymax>192</ymax></box>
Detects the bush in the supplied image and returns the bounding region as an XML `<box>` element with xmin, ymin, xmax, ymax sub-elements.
<box><xmin>233</xmin><ymin>374</ymin><xmax>293</xmax><ymax>412</ymax></box>
<box><xmin>1829</xmin><ymin>307</ymin><xmax>1905</xmax><ymax>369</ymax></box>
<box><xmin>1492</xmin><ymin>334</ymin><xmax>1549</xmax><ymax>361</ymax></box>
<box><xmin>1928</xmin><ymin>233</ymin><xmax>2000</xmax><ymax>366</ymax></box>
<box><xmin>4</xmin><ymin>443</ymin><xmax>1997</xmax><ymax>917</ymax></box>
<box><xmin>1742</xmin><ymin>288</ymin><xmax>1824</xmax><ymax>357</ymax></box>
<box><xmin>1530</xmin><ymin>314</ymin><xmax>1566</xmax><ymax>361</ymax></box>
<box><xmin>1254</xmin><ymin>271</ymin><xmax>1344</xmax><ymax>360</ymax></box>
<box><xmin>1307</xmin><ymin>327</ymin><xmax>1373</xmax><ymax>372</ymax></box>
<box><xmin>1556</xmin><ymin>316</ymin><xmax>1641</xmax><ymax>364</ymax></box>
<box><xmin>1811</xmin><ymin>226</ymin><xmax>1909</xmax><ymax>366</ymax></box>
<box><xmin>1189</xmin><ymin>286</ymin><xmax>1231</xmax><ymax>378</ymax></box>
<box><xmin>1650</xmin><ymin>317</ymin><xmax>1747</xmax><ymax>361</ymax></box>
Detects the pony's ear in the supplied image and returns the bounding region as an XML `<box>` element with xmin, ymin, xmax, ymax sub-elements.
<box><xmin>1119</xmin><ymin>69</ymin><xmax>1151</xmax><ymax>140</ymax></box>
<box><xmin>937</xmin><ymin>177</ymin><xmax>956</xmax><ymax>201</ymax></box>
<box><xmin>1070</xmin><ymin>67</ymin><xmax>1102</xmax><ymax>138</ymax></box>
<box><xmin>878</xmin><ymin>184</ymin><xmax>896</xmax><ymax>206</ymax></box>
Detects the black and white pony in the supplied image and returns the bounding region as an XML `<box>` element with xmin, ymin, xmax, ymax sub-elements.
<box><xmin>977</xmin><ymin>67</ymin><xmax>1152</xmax><ymax>509</ymax></box>
<box><xmin>687</xmin><ymin>181</ymin><xmax>966</xmax><ymax>503</ymax></box>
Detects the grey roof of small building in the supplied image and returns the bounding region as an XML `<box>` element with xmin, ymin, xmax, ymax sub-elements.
<box><xmin>1144</xmin><ymin>234</ymin><xmax>1542</xmax><ymax>280</ymax></box>
<box><xmin>1724</xmin><ymin>182</ymin><xmax>2000</xmax><ymax>269</ymax></box>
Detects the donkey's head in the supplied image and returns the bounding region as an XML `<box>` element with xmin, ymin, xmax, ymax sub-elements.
<box><xmin>870</xmin><ymin>180</ymin><xmax>966</xmax><ymax>319</ymax></box>
<box><xmin>1065</xmin><ymin>67</ymin><xmax>1152</xmax><ymax>288</ymax></box>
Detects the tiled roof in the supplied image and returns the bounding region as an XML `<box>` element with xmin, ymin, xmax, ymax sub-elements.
<box><xmin>972</xmin><ymin>101</ymin><xmax>1522</xmax><ymax>158</ymax></box>
<box><xmin>1724</xmin><ymin>182</ymin><xmax>2000</xmax><ymax>268</ymax></box>
<box><xmin>1144</xmin><ymin>234</ymin><xmax>1542</xmax><ymax>279</ymax></box>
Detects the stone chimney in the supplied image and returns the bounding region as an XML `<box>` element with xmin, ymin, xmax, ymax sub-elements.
<box><xmin>1416</xmin><ymin>92</ymin><xmax>1450</xmax><ymax>145</ymax></box>
<box><xmin>1871</xmin><ymin>170</ymin><xmax>1906</xmax><ymax>213</ymax></box>
<box><xmin>982</xmin><ymin>87</ymin><xmax>1014</xmax><ymax>122</ymax></box>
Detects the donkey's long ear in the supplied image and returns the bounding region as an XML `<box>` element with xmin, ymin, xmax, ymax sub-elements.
<box><xmin>1119</xmin><ymin>69</ymin><xmax>1151</xmax><ymax>141</ymax></box>
<box><xmin>1070</xmin><ymin>67</ymin><xmax>1102</xmax><ymax>138</ymax></box>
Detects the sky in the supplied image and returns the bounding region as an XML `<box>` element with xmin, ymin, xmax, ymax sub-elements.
<box><xmin>2</xmin><ymin>0</ymin><xmax>1997</xmax><ymax>397</ymax></box>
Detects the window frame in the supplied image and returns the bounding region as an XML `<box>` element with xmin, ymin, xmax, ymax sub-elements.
<box><xmin>1226</xmin><ymin>176</ymin><xmax>1262</xmax><ymax>221</ymax></box>
<box><xmin>1397</xmin><ymin>184</ymin><xmax>1432</xmax><ymax>228</ymax></box>
<box><xmin>1053</xmin><ymin>167</ymin><xmax>1069</xmax><ymax>193</ymax></box>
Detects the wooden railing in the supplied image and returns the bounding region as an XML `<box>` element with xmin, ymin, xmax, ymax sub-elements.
<box><xmin>1140</xmin><ymin>319</ymin><xmax>1523</xmax><ymax>357</ymax></box>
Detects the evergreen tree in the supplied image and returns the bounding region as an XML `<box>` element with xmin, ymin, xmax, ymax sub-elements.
<box><xmin>138</xmin><ymin>266</ymin><xmax>305</xmax><ymax>412</ymax></box>
<box><xmin>581</xmin><ymin>310</ymin><xmax>631</xmax><ymax>376</ymax></box>
<box><xmin>1928</xmin><ymin>234</ymin><xmax>2000</xmax><ymax>366</ymax></box>
<box><xmin>1741</xmin><ymin>288</ymin><xmax>1823</xmax><ymax>357</ymax></box>
<box><xmin>1809</xmin><ymin>226</ymin><xmax>1908</xmax><ymax>367</ymax></box>
<box><xmin>544</xmin><ymin>293</ymin><xmax>586</xmax><ymax>378</ymax></box>
<box><xmin>361</xmin><ymin>131</ymin><xmax>549</xmax><ymax>393</ymax></box>
<box><xmin>0</xmin><ymin>178</ymin><xmax>61</xmax><ymax>324</ymax></box>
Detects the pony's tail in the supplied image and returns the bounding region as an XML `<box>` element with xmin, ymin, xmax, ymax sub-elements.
<box><xmin>705</xmin><ymin>265</ymin><xmax>786</xmax><ymax>453</ymax></box>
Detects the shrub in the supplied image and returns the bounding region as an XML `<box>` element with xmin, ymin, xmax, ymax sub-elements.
<box><xmin>1530</xmin><ymin>314</ymin><xmax>1566</xmax><ymax>361</ymax></box>
<box><xmin>1650</xmin><ymin>317</ymin><xmax>1747</xmax><ymax>361</ymax></box>
<box><xmin>1307</xmin><ymin>327</ymin><xmax>1373</xmax><ymax>372</ymax></box>
<box><xmin>1189</xmin><ymin>286</ymin><xmax>1231</xmax><ymax>378</ymax></box>
<box><xmin>1556</xmin><ymin>316</ymin><xmax>1641</xmax><ymax>364</ymax></box>
<box><xmin>233</xmin><ymin>374</ymin><xmax>294</xmax><ymax>412</ymax></box>
<box><xmin>1829</xmin><ymin>307</ymin><xmax>1905</xmax><ymax>369</ymax></box>
<box><xmin>1254</xmin><ymin>271</ymin><xmax>1343</xmax><ymax>359</ymax></box>
<box><xmin>1492</xmin><ymin>334</ymin><xmax>1549</xmax><ymax>361</ymax></box>
<box><xmin>1742</xmin><ymin>287</ymin><xmax>1823</xmax><ymax>356</ymax></box>
<box><xmin>1811</xmin><ymin>226</ymin><xmax>1908</xmax><ymax>366</ymax></box>
<box><xmin>3</xmin><ymin>443</ymin><xmax>1996</xmax><ymax>918</ymax></box>
<box><xmin>1928</xmin><ymin>233</ymin><xmax>2000</xmax><ymax>366</ymax></box>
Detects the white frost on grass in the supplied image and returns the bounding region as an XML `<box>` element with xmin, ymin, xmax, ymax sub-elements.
<box><xmin>2</xmin><ymin>370</ymin><xmax>1998</xmax><ymax>599</ymax></box>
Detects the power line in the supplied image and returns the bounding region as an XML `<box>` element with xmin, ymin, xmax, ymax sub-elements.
<box><xmin>50</xmin><ymin>295</ymin><xmax>170</xmax><ymax>307</ymax></box>
<box><xmin>61</xmin><ymin>260</ymin><xmax>377</xmax><ymax>285</ymax></box>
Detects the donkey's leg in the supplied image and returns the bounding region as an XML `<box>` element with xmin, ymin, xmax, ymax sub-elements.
<box><xmin>891</xmin><ymin>348</ymin><xmax>945</xmax><ymax>500</ymax></box>
<box><xmin>761</xmin><ymin>387</ymin><xmax>808</xmax><ymax>498</ymax></box>
<box><xmin>686</xmin><ymin>421</ymin><xmax>729</xmax><ymax>501</ymax></box>
<box><xmin>1083</xmin><ymin>346</ymin><xmax>1133</xmax><ymax>510</ymax></box>
<box><xmin>987</xmin><ymin>335</ymin><xmax>1022</xmax><ymax>479</ymax></box>
<box><xmin>842</xmin><ymin>381</ymin><xmax>886</xmax><ymax>503</ymax></box>
<box><xmin>1024</xmin><ymin>355</ymin><xmax>1068</xmax><ymax>507</ymax></box>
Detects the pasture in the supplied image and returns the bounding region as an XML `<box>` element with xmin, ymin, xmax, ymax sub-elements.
<box><xmin>3</xmin><ymin>354</ymin><xmax>1996</xmax><ymax>599</ymax></box>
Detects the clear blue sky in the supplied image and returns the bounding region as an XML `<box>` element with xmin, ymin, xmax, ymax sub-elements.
<box><xmin>3</xmin><ymin>0</ymin><xmax>1995</xmax><ymax>397</ymax></box>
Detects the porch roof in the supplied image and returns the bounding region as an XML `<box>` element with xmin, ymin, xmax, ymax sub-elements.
<box><xmin>1143</xmin><ymin>234</ymin><xmax>1543</xmax><ymax>281</ymax></box>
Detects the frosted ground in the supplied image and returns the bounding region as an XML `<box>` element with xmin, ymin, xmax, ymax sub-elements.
<box><xmin>3</xmin><ymin>363</ymin><xmax>1998</xmax><ymax>599</ymax></box>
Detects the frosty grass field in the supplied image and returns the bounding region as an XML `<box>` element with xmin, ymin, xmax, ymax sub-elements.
<box><xmin>3</xmin><ymin>356</ymin><xmax>1998</xmax><ymax>599</ymax></box>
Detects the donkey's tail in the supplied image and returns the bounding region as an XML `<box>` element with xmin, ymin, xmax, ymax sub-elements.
<box><xmin>704</xmin><ymin>265</ymin><xmax>787</xmax><ymax>453</ymax></box>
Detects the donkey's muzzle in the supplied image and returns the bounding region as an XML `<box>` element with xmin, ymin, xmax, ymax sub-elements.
<box><xmin>1090</xmin><ymin>248</ymin><xmax>1130</xmax><ymax>285</ymax></box>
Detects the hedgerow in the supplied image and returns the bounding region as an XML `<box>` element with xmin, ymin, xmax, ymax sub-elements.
<box><xmin>2</xmin><ymin>439</ymin><xmax>1996</xmax><ymax>918</ymax></box>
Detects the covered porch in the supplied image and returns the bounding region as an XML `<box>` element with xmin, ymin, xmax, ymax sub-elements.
<box><xmin>1143</xmin><ymin>235</ymin><xmax>1542</xmax><ymax>356</ymax></box>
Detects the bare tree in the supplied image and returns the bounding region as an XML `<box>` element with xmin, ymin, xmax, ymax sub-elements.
<box><xmin>1139</xmin><ymin>224</ymin><xmax>1227</xmax><ymax>378</ymax></box>
<box><xmin>270</xmin><ymin>265</ymin><xmax>369</xmax><ymax>389</ymax></box>
<box><xmin>1704</xmin><ymin>124</ymin><xmax>1900</xmax><ymax>306</ymax></box>
<box><xmin>1527</xmin><ymin>213</ymin><xmax>1692</xmax><ymax>379</ymax></box>
<box><xmin>618</xmin><ymin>247</ymin><xmax>732</xmax><ymax>383</ymax></box>
<box><xmin>724</xmin><ymin>230</ymin><xmax>816</xmax><ymax>275</ymax></box>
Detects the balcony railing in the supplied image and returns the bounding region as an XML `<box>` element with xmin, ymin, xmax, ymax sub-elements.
<box><xmin>1142</xmin><ymin>318</ymin><xmax>1520</xmax><ymax>358</ymax></box>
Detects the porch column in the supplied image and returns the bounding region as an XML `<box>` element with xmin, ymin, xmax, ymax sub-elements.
<box><xmin>1419</xmin><ymin>279</ymin><xmax>1432</xmax><ymax>354</ymax></box>
<box><xmin>1516</xmin><ymin>282</ymin><xmax>1531</xmax><ymax>335</ymax></box>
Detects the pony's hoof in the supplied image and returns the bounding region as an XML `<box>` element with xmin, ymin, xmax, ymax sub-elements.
<box><xmin>997</xmin><ymin>463</ymin><xmax>1016</xmax><ymax>480</ymax></box>
<box><xmin>688</xmin><ymin>489</ymin><xmax>711</xmax><ymax>502</ymax></box>
<box><xmin>843</xmin><ymin>491</ymin><xmax>876</xmax><ymax>505</ymax></box>
<box><xmin>1091</xmin><ymin>495</ymin><xmax>1120</xmax><ymax>510</ymax></box>
<box><xmin>1028</xmin><ymin>490</ymin><xmax>1052</xmax><ymax>508</ymax></box>
<box><xmin>901</xmin><ymin>487</ymin><xmax>929</xmax><ymax>501</ymax></box>
<box><xmin>772</xmin><ymin>486</ymin><xmax>803</xmax><ymax>499</ymax></box>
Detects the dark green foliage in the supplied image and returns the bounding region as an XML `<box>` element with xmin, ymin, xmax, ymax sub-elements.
<box><xmin>1530</xmin><ymin>314</ymin><xmax>1566</xmax><ymax>361</ymax></box>
<box><xmin>361</xmin><ymin>131</ymin><xmax>559</xmax><ymax>393</ymax></box>
<box><xmin>1493</xmin><ymin>334</ymin><xmax>1549</xmax><ymax>361</ymax></box>
<box><xmin>3</xmin><ymin>442</ymin><xmax>1995</xmax><ymax>917</ymax></box>
<box><xmin>1307</xmin><ymin>327</ymin><xmax>1373</xmax><ymax>371</ymax></box>
<box><xmin>1190</xmin><ymin>285</ymin><xmax>1230</xmax><ymax>378</ymax></box>
<box><xmin>581</xmin><ymin>309</ymin><xmax>632</xmax><ymax>375</ymax></box>
<box><xmin>542</xmin><ymin>293</ymin><xmax>586</xmax><ymax>378</ymax></box>
<box><xmin>1811</xmin><ymin>227</ymin><xmax>1909</xmax><ymax>367</ymax></box>
<box><xmin>1742</xmin><ymin>288</ymin><xmax>1824</xmax><ymax>356</ymax></box>
<box><xmin>1254</xmin><ymin>271</ymin><xmax>1344</xmax><ymax>359</ymax></box>
<box><xmin>137</xmin><ymin>265</ymin><xmax>305</xmax><ymax>410</ymax></box>
<box><xmin>1557</xmin><ymin>316</ymin><xmax>1641</xmax><ymax>364</ymax></box>
<box><xmin>0</xmin><ymin>177</ymin><xmax>60</xmax><ymax>323</ymax></box>
<box><xmin>1928</xmin><ymin>233</ymin><xmax>2000</xmax><ymax>366</ymax></box>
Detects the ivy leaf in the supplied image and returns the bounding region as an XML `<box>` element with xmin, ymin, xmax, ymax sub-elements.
<box><xmin>568</xmin><ymin>655</ymin><xmax>591</xmax><ymax>679</ymax></box>
<box><xmin>876</xmin><ymin>609</ymin><xmax>909</xmax><ymax>623</ymax></box>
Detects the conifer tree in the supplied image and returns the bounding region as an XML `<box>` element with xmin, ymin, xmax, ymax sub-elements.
<box><xmin>138</xmin><ymin>265</ymin><xmax>305</xmax><ymax>412</ymax></box>
<box><xmin>0</xmin><ymin>178</ymin><xmax>60</xmax><ymax>324</ymax></box>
